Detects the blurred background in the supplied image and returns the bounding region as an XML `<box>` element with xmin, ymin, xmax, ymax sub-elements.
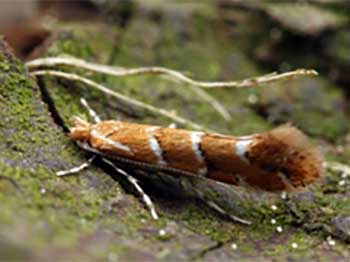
<box><xmin>0</xmin><ymin>0</ymin><xmax>348</xmax><ymax>124</ymax></box>
<box><xmin>1</xmin><ymin>1</ymin><xmax>349</xmax><ymax>83</ymax></box>
<box><xmin>1</xmin><ymin>0</ymin><xmax>348</xmax><ymax>142</ymax></box>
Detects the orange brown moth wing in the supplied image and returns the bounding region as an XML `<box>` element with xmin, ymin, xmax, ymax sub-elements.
<box><xmin>70</xmin><ymin>118</ymin><xmax>322</xmax><ymax>192</ymax></box>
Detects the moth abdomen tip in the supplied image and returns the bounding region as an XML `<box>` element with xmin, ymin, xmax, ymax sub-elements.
<box><xmin>248</xmin><ymin>125</ymin><xmax>322</xmax><ymax>191</ymax></box>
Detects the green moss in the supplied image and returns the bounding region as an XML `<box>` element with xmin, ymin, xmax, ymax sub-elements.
<box><xmin>0</xmin><ymin>42</ymin><xmax>143</xmax><ymax>259</ymax></box>
<box><xmin>46</xmin><ymin>32</ymin><xmax>95</xmax><ymax>59</ymax></box>
<box><xmin>0</xmin><ymin>64</ymin><xmax>68</xmax><ymax>164</ymax></box>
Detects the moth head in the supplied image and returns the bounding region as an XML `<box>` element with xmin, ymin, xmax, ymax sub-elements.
<box><xmin>69</xmin><ymin>117</ymin><xmax>91</xmax><ymax>142</ymax></box>
<box><xmin>247</xmin><ymin>125</ymin><xmax>323</xmax><ymax>191</ymax></box>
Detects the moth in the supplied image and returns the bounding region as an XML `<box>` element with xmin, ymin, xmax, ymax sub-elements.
<box><xmin>70</xmin><ymin>118</ymin><xmax>322</xmax><ymax>192</ymax></box>
<box><xmin>60</xmin><ymin>99</ymin><xmax>322</xmax><ymax>222</ymax></box>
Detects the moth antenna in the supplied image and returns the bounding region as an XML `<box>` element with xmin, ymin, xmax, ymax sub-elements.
<box><xmin>101</xmin><ymin>158</ymin><xmax>159</xmax><ymax>220</ymax></box>
<box><xmin>80</xmin><ymin>97</ymin><xmax>101</xmax><ymax>123</ymax></box>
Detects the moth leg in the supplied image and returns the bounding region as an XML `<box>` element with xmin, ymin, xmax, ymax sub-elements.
<box><xmin>79</xmin><ymin>98</ymin><xmax>159</xmax><ymax>219</ymax></box>
<box><xmin>55</xmin><ymin>98</ymin><xmax>99</xmax><ymax>176</ymax></box>
<box><xmin>56</xmin><ymin>156</ymin><xmax>95</xmax><ymax>176</ymax></box>
<box><xmin>101</xmin><ymin>157</ymin><xmax>159</xmax><ymax>220</ymax></box>
<box><xmin>80</xmin><ymin>97</ymin><xmax>101</xmax><ymax>123</ymax></box>
<box><xmin>205</xmin><ymin>199</ymin><xmax>251</xmax><ymax>225</ymax></box>
<box><xmin>189</xmin><ymin>182</ymin><xmax>251</xmax><ymax>225</ymax></box>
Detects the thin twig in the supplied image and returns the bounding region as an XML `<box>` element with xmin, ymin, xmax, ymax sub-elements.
<box><xmin>26</xmin><ymin>56</ymin><xmax>318</xmax><ymax>88</ymax></box>
<box><xmin>30</xmin><ymin>70</ymin><xmax>209</xmax><ymax>132</ymax></box>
